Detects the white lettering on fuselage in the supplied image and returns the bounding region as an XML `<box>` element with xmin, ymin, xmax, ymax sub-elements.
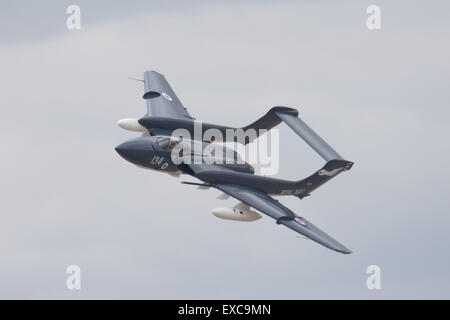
<box><xmin>150</xmin><ymin>155</ymin><xmax>164</xmax><ymax>166</ymax></box>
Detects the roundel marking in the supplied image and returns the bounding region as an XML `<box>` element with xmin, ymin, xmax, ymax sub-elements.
<box><xmin>294</xmin><ymin>217</ymin><xmax>306</xmax><ymax>226</ymax></box>
<box><xmin>161</xmin><ymin>92</ymin><xmax>173</xmax><ymax>101</ymax></box>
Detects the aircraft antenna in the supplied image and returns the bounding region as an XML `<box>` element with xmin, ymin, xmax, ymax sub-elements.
<box><xmin>128</xmin><ymin>77</ymin><xmax>144</xmax><ymax>82</ymax></box>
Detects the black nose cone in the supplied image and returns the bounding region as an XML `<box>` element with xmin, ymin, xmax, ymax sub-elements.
<box><xmin>115</xmin><ymin>138</ymin><xmax>153</xmax><ymax>166</ymax></box>
<box><xmin>115</xmin><ymin>142</ymin><xmax>131</xmax><ymax>159</ymax></box>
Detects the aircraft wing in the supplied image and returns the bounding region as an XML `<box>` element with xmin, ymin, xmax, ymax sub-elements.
<box><xmin>142</xmin><ymin>71</ymin><xmax>193</xmax><ymax>120</ymax></box>
<box><xmin>213</xmin><ymin>183</ymin><xmax>352</xmax><ymax>254</ymax></box>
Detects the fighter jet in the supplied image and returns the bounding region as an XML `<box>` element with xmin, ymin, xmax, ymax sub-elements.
<box><xmin>116</xmin><ymin>71</ymin><xmax>354</xmax><ymax>254</ymax></box>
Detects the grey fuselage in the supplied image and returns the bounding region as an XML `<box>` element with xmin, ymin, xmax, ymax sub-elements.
<box><xmin>115</xmin><ymin>136</ymin><xmax>255</xmax><ymax>176</ymax></box>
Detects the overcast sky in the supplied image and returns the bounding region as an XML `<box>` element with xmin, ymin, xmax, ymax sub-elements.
<box><xmin>1</xmin><ymin>0</ymin><xmax>449</xmax><ymax>299</ymax></box>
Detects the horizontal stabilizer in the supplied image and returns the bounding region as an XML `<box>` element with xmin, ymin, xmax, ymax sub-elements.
<box><xmin>275</xmin><ymin>111</ymin><xmax>343</xmax><ymax>161</ymax></box>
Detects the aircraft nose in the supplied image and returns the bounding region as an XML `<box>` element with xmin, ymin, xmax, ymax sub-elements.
<box><xmin>115</xmin><ymin>141</ymin><xmax>131</xmax><ymax>158</ymax></box>
<box><xmin>115</xmin><ymin>140</ymin><xmax>143</xmax><ymax>162</ymax></box>
<box><xmin>115</xmin><ymin>138</ymin><xmax>153</xmax><ymax>166</ymax></box>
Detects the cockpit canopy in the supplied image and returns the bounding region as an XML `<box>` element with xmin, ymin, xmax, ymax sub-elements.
<box><xmin>155</xmin><ymin>136</ymin><xmax>181</xmax><ymax>150</ymax></box>
<box><xmin>153</xmin><ymin>136</ymin><xmax>242</xmax><ymax>162</ymax></box>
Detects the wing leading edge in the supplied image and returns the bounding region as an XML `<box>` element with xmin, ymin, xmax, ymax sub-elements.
<box><xmin>214</xmin><ymin>184</ymin><xmax>352</xmax><ymax>254</ymax></box>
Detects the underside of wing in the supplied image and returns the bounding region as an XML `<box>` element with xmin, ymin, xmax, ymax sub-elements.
<box><xmin>214</xmin><ymin>184</ymin><xmax>352</xmax><ymax>254</ymax></box>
